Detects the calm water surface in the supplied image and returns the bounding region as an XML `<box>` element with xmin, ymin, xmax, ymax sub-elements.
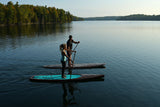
<box><xmin>0</xmin><ymin>21</ymin><xmax>160</xmax><ymax>107</ymax></box>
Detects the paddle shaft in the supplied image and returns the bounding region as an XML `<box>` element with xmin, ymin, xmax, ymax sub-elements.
<box><xmin>66</xmin><ymin>43</ymin><xmax>79</xmax><ymax>64</ymax></box>
<box><xmin>73</xmin><ymin>43</ymin><xmax>79</xmax><ymax>51</ymax></box>
<box><xmin>69</xmin><ymin>44</ymin><xmax>79</xmax><ymax>78</ymax></box>
<box><xmin>72</xmin><ymin>43</ymin><xmax>79</xmax><ymax>65</ymax></box>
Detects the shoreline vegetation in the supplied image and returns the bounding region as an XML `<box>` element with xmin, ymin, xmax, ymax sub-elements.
<box><xmin>84</xmin><ymin>14</ymin><xmax>160</xmax><ymax>21</ymax></box>
<box><xmin>1</xmin><ymin>1</ymin><xmax>160</xmax><ymax>26</ymax></box>
<box><xmin>0</xmin><ymin>1</ymin><xmax>83</xmax><ymax>26</ymax></box>
<box><xmin>118</xmin><ymin>14</ymin><xmax>160</xmax><ymax>21</ymax></box>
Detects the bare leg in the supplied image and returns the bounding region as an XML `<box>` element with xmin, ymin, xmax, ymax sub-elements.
<box><xmin>61</xmin><ymin>61</ymin><xmax>66</xmax><ymax>78</ymax></box>
<box><xmin>68</xmin><ymin>68</ymin><xmax>72</xmax><ymax>75</ymax></box>
<box><xmin>68</xmin><ymin>58</ymin><xmax>72</xmax><ymax>67</ymax></box>
<box><xmin>67</xmin><ymin>52</ymin><xmax>72</xmax><ymax>68</ymax></box>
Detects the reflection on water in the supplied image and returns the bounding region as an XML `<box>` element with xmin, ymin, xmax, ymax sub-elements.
<box><xmin>62</xmin><ymin>83</ymin><xmax>80</xmax><ymax>107</ymax></box>
<box><xmin>0</xmin><ymin>23</ymin><xmax>72</xmax><ymax>50</ymax></box>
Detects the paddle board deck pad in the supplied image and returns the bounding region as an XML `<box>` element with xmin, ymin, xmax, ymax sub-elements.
<box><xmin>43</xmin><ymin>63</ymin><xmax>105</xmax><ymax>69</ymax></box>
<box><xmin>30</xmin><ymin>74</ymin><xmax>104</xmax><ymax>82</ymax></box>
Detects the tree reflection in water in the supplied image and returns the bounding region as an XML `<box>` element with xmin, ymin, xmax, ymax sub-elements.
<box><xmin>0</xmin><ymin>23</ymin><xmax>72</xmax><ymax>50</ymax></box>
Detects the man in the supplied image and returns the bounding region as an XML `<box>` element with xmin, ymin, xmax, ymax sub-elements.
<box><xmin>67</xmin><ymin>35</ymin><xmax>80</xmax><ymax>68</ymax></box>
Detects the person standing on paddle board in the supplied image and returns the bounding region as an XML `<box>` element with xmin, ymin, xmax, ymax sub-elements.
<box><xmin>67</xmin><ymin>35</ymin><xmax>80</xmax><ymax>68</ymax></box>
<box><xmin>60</xmin><ymin>44</ymin><xmax>71</xmax><ymax>78</ymax></box>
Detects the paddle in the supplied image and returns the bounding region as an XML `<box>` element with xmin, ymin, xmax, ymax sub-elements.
<box><xmin>73</xmin><ymin>43</ymin><xmax>79</xmax><ymax>52</ymax></box>
<box><xmin>69</xmin><ymin>43</ymin><xmax>79</xmax><ymax>79</ymax></box>
<box><xmin>67</xmin><ymin>43</ymin><xmax>79</xmax><ymax>65</ymax></box>
<box><xmin>72</xmin><ymin>43</ymin><xmax>79</xmax><ymax>66</ymax></box>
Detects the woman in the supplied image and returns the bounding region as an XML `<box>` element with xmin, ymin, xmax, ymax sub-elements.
<box><xmin>60</xmin><ymin>44</ymin><xmax>70</xmax><ymax>78</ymax></box>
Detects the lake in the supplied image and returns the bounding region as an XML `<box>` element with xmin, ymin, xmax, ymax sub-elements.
<box><xmin>0</xmin><ymin>21</ymin><xmax>160</xmax><ymax>107</ymax></box>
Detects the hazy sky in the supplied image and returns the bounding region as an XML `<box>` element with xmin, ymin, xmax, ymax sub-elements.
<box><xmin>1</xmin><ymin>0</ymin><xmax>160</xmax><ymax>17</ymax></box>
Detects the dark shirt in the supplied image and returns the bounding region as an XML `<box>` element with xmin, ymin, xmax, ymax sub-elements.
<box><xmin>67</xmin><ymin>39</ymin><xmax>73</xmax><ymax>49</ymax></box>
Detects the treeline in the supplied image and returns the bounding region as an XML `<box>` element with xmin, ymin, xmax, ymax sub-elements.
<box><xmin>0</xmin><ymin>1</ymin><xmax>83</xmax><ymax>25</ymax></box>
<box><xmin>83</xmin><ymin>14</ymin><xmax>160</xmax><ymax>21</ymax></box>
<box><xmin>84</xmin><ymin>16</ymin><xmax>120</xmax><ymax>20</ymax></box>
<box><xmin>117</xmin><ymin>14</ymin><xmax>160</xmax><ymax>21</ymax></box>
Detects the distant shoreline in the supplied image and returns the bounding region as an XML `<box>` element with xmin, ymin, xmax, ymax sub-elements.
<box><xmin>1</xmin><ymin>18</ymin><xmax>160</xmax><ymax>26</ymax></box>
<box><xmin>83</xmin><ymin>14</ymin><xmax>160</xmax><ymax>21</ymax></box>
<box><xmin>1</xmin><ymin>13</ymin><xmax>160</xmax><ymax>26</ymax></box>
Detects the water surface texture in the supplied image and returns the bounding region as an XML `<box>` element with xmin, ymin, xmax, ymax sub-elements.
<box><xmin>0</xmin><ymin>21</ymin><xmax>160</xmax><ymax>107</ymax></box>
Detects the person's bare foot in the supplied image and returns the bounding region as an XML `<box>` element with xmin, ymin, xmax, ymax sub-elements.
<box><xmin>68</xmin><ymin>64</ymin><xmax>73</xmax><ymax>68</ymax></box>
<box><xmin>62</xmin><ymin>75</ymin><xmax>66</xmax><ymax>78</ymax></box>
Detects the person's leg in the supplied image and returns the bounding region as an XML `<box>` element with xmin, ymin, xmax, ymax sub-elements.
<box><xmin>68</xmin><ymin>68</ymin><xmax>72</xmax><ymax>74</ymax></box>
<box><xmin>61</xmin><ymin>61</ymin><xmax>66</xmax><ymax>78</ymax></box>
<box><xmin>67</xmin><ymin>51</ymin><xmax>72</xmax><ymax>68</ymax></box>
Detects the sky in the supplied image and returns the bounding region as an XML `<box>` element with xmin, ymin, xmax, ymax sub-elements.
<box><xmin>0</xmin><ymin>0</ymin><xmax>160</xmax><ymax>17</ymax></box>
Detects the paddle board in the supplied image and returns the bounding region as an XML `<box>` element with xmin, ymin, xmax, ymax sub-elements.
<box><xmin>30</xmin><ymin>74</ymin><xmax>104</xmax><ymax>82</ymax></box>
<box><xmin>43</xmin><ymin>63</ymin><xmax>105</xmax><ymax>69</ymax></box>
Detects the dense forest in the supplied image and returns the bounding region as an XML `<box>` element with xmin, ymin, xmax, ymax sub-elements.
<box><xmin>117</xmin><ymin>14</ymin><xmax>160</xmax><ymax>21</ymax></box>
<box><xmin>0</xmin><ymin>1</ymin><xmax>83</xmax><ymax>25</ymax></box>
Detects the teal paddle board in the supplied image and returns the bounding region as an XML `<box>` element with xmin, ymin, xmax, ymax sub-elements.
<box><xmin>30</xmin><ymin>74</ymin><xmax>104</xmax><ymax>82</ymax></box>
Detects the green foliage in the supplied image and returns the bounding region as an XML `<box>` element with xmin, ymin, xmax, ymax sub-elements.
<box><xmin>0</xmin><ymin>1</ymin><xmax>83</xmax><ymax>25</ymax></box>
<box><xmin>0</xmin><ymin>3</ymin><xmax>7</xmax><ymax>24</ymax></box>
<box><xmin>6</xmin><ymin>1</ymin><xmax>17</xmax><ymax>24</ymax></box>
<box><xmin>72</xmin><ymin>16</ymin><xmax>83</xmax><ymax>21</ymax></box>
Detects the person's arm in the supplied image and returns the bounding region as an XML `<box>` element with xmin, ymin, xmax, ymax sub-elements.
<box><xmin>63</xmin><ymin>50</ymin><xmax>71</xmax><ymax>60</ymax></box>
<box><xmin>63</xmin><ymin>50</ymin><xmax>68</xmax><ymax>58</ymax></box>
<box><xmin>66</xmin><ymin>48</ymin><xmax>76</xmax><ymax>53</ymax></box>
<box><xmin>72</xmin><ymin>40</ymin><xmax>80</xmax><ymax>44</ymax></box>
